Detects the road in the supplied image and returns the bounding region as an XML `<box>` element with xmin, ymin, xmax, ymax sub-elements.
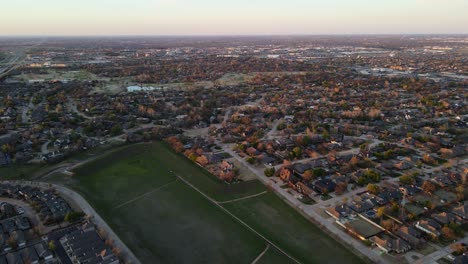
<box><xmin>263</xmin><ymin>119</ymin><xmax>282</xmax><ymax>140</ymax></box>
<box><xmin>0</xmin><ymin>197</ymin><xmax>60</xmax><ymax>235</ymax></box>
<box><xmin>21</xmin><ymin>96</ymin><xmax>34</xmax><ymax>124</ymax></box>
<box><xmin>416</xmin><ymin>236</ymin><xmax>468</xmax><ymax>264</ymax></box>
<box><xmin>66</xmin><ymin>97</ymin><xmax>93</xmax><ymax>120</ymax></box>
<box><xmin>3</xmin><ymin>180</ymin><xmax>141</xmax><ymax>264</ymax></box>
<box><xmin>41</xmin><ymin>140</ymin><xmax>51</xmax><ymax>154</ymax></box>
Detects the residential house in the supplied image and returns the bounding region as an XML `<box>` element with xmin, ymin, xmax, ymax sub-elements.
<box><xmin>314</xmin><ymin>179</ymin><xmax>336</xmax><ymax>194</ymax></box>
<box><xmin>33</xmin><ymin>243</ymin><xmax>53</xmax><ymax>261</ymax></box>
<box><xmin>370</xmin><ymin>236</ymin><xmax>411</xmax><ymax>254</ymax></box>
<box><xmin>453</xmin><ymin>204</ymin><xmax>468</xmax><ymax>221</ymax></box>
<box><xmin>349</xmin><ymin>200</ymin><xmax>374</xmax><ymax>213</ymax></box>
<box><xmin>326</xmin><ymin>205</ymin><xmax>355</xmax><ymax>220</ymax></box>
<box><xmin>11</xmin><ymin>230</ymin><xmax>26</xmax><ymax>247</ymax></box>
<box><xmin>431</xmin><ymin>212</ymin><xmax>461</xmax><ymax>225</ymax></box>
<box><xmin>295</xmin><ymin>182</ymin><xmax>314</xmax><ymax>197</ymax></box>
<box><xmin>396</xmin><ymin>225</ymin><xmax>425</xmax><ymax>249</ymax></box>
<box><xmin>59</xmin><ymin>224</ymin><xmax>119</xmax><ymax>264</ymax></box>
<box><xmin>20</xmin><ymin>247</ymin><xmax>39</xmax><ymax>264</ymax></box>
<box><xmin>415</xmin><ymin>219</ymin><xmax>441</xmax><ymax>237</ymax></box>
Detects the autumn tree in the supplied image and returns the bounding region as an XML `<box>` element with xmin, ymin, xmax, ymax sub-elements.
<box><xmin>196</xmin><ymin>155</ymin><xmax>209</xmax><ymax>166</ymax></box>
<box><xmin>451</xmin><ymin>243</ymin><xmax>466</xmax><ymax>255</ymax></box>
<box><xmin>376</xmin><ymin>207</ymin><xmax>386</xmax><ymax>219</ymax></box>
<box><xmin>456</xmin><ymin>185</ymin><xmax>465</xmax><ymax>201</ymax></box>
<box><xmin>422</xmin><ymin>180</ymin><xmax>437</xmax><ymax>194</ymax></box>
<box><xmin>292</xmin><ymin>147</ymin><xmax>302</xmax><ymax>158</ymax></box>
<box><xmin>442</xmin><ymin>226</ymin><xmax>456</xmax><ymax>241</ymax></box>
<box><xmin>335</xmin><ymin>182</ymin><xmax>348</xmax><ymax>195</ymax></box>
<box><xmin>367</xmin><ymin>183</ymin><xmax>380</xmax><ymax>195</ymax></box>
<box><xmin>381</xmin><ymin>219</ymin><xmax>395</xmax><ymax>231</ymax></box>
<box><xmin>302</xmin><ymin>170</ymin><xmax>313</xmax><ymax>181</ymax></box>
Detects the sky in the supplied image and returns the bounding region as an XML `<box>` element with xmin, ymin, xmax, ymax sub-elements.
<box><xmin>1</xmin><ymin>0</ymin><xmax>467</xmax><ymax>35</ymax></box>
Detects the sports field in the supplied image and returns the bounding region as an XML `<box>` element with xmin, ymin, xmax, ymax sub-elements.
<box><xmin>224</xmin><ymin>192</ymin><xmax>363</xmax><ymax>263</ymax></box>
<box><xmin>64</xmin><ymin>142</ymin><xmax>363</xmax><ymax>264</ymax></box>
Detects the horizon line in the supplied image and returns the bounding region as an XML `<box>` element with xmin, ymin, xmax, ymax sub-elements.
<box><xmin>1</xmin><ymin>33</ymin><xmax>468</xmax><ymax>38</ymax></box>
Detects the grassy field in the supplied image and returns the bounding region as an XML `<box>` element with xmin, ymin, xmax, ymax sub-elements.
<box><xmin>257</xmin><ymin>247</ymin><xmax>294</xmax><ymax>264</ymax></box>
<box><xmin>0</xmin><ymin>164</ymin><xmax>46</xmax><ymax>180</ymax></box>
<box><xmin>224</xmin><ymin>192</ymin><xmax>363</xmax><ymax>264</ymax></box>
<box><xmin>54</xmin><ymin>142</ymin><xmax>362</xmax><ymax>264</ymax></box>
<box><xmin>12</xmin><ymin>69</ymin><xmax>108</xmax><ymax>82</ymax></box>
<box><xmin>69</xmin><ymin>142</ymin><xmax>268</xmax><ymax>263</ymax></box>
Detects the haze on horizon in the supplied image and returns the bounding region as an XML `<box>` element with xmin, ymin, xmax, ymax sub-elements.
<box><xmin>1</xmin><ymin>0</ymin><xmax>467</xmax><ymax>36</ymax></box>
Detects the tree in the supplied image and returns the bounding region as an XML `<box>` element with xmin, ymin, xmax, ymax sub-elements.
<box><xmin>246</xmin><ymin>156</ymin><xmax>255</xmax><ymax>164</ymax></box>
<box><xmin>264</xmin><ymin>167</ymin><xmax>276</xmax><ymax>177</ymax></box>
<box><xmin>110</xmin><ymin>124</ymin><xmax>122</xmax><ymax>136</ymax></box>
<box><xmin>456</xmin><ymin>185</ymin><xmax>465</xmax><ymax>201</ymax></box>
<box><xmin>7</xmin><ymin>236</ymin><xmax>17</xmax><ymax>250</ymax></box>
<box><xmin>422</xmin><ymin>181</ymin><xmax>436</xmax><ymax>194</ymax></box>
<box><xmin>292</xmin><ymin>147</ymin><xmax>302</xmax><ymax>158</ymax></box>
<box><xmin>442</xmin><ymin>226</ymin><xmax>456</xmax><ymax>241</ymax></box>
<box><xmin>381</xmin><ymin>219</ymin><xmax>395</xmax><ymax>231</ymax></box>
<box><xmin>376</xmin><ymin>207</ymin><xmax>385</xmax><ymax>218</ymax></box>
<box><xmin>303</xmin><ymin>170</ymin><xmax>313</xmax><ymax>181</ymax></box>
<box><xmin>312</xmin><ymin>168</ymin><xmax>326</xmax><ymax>178</ymax></box>
<box><xmin>399</xmin><ymin>174</ymin><xmax>415</xmax><ymax>185</ymax></box>
<box><xmin>196</xmin><ymin>155</ymin><xmax>209</xmax><ymax>166</ymax></box>
<box><xmin>335</xmin><ymin>182</ymin><xmax>348</xmax><ymax>195</ymax></box>
<box><xmin>188</xmin><ymin>153</ymin><xmax>197</xmax><ymax>162</ymax></box>
<box><xmin>48</xmin><ymin>240</ymin><xmax>56</xmax><ymax>251</ymax></box>
<box><xmin>367</xmin><ymin>183</ymin><xmax>380</xmax><ymax>194</ymax></box>
<box><xmin>64</xmin><ymin>212</ymin><xmax>85</xmax><ymax>222</ymax></box>
<box><xmin>350</xmin><ymin>156</ymin><xmax>360</xmax><ymax>166</ymax></box>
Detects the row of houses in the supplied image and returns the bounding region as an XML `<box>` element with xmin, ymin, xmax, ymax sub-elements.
<box><xmin>59</xmin><ymin>223</ymin><xmax>119</xmax><ymax>264</ymax></box>
<box><xmin>0</xmin><ymin>243</ymin><xmax>54</xmax><ymax>264</ymax></box>
<box><xmin>0</xmin><ymin>184</ymin><xmax>73</xmax><ymax>225</ymax></box>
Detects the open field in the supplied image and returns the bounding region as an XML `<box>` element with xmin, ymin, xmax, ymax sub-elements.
<box><xmin>256</xmin><ymin>246</ymin><xmax>294</xmax><ymax>264</ymax></box>
<box><xmin>224</xmin><ymin>192</ymin><xmax>363</xmax><ymax>264</ymax></box>
<box><xmin>93</xmin><ymin>71</ymin><xmax>307</xmax><ymax>94</ymax></box>
<box><xmin>47</xmin><ymin>142</ymin><xmax>362</xmax><ymax>264</ymax></box>
<box><xmin>0</xmin><ymin>164</ymin><xmax>45</xmax><ymax>180</ymax></box>
<box><xmin>12</xmin><ymin>69</ymin><xmax>108</xmax><ymax>82</ymax></box>
<box><xmin>68</xmin><ymin>142</ymin><xmax>269</xmax><ymax>263</ymax></box>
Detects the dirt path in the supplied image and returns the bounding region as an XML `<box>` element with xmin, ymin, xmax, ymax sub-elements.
<box><xmin>218</xmin><ymin>191</ymin><xmax>268</xmax><ymax>204</ymax></box>
<box><xmin>251</xmin><ymin>244</ymin><xmax>270</xmax><ymax>264</ymax></box>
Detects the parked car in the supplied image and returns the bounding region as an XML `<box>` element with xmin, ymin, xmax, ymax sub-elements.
<box><xmin>17</xmin><ymin>207</ymin><xmax>25</xmax><ymax>215</ymax></box>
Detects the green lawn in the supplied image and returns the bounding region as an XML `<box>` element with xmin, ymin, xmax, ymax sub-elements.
<box><xmin>110</xmin><ymin>181</ymin><xmax>265</xmax><ymax>263</ymax></box>
<box><xmin>0</xmin><ymin>164</ymin><xmax>46</xmax><ymax>180</ymax></box>
<box><xmin>257</xmin><ymin>247</ymin><xmax>295</xmax><ymax>264</ymax></box>
<box><xmin>69</xmin><ymin>142</ymin><xmax>268</xmax><ymax>263</ymax></box>
<box><xmin>56</xmin><ymin>142</ymin><xmax>363</xmax><ymax>264</ymax></box>
<box><xmin>224</xmin><ymin>192</ymin><xmax>363</xmax><ymax>264</ymax></box>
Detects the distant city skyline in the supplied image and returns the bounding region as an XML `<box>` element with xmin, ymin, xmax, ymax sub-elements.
<box><xmin>1</xmin><ymin>0</ymin><xmax>467</xmax><ymax>36</ymax></box>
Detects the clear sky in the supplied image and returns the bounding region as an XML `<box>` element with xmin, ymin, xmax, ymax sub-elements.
<box><xmin>1</xmin><ymin>0</ymin><xmax>467</xmax><ymax>35</ymax></box>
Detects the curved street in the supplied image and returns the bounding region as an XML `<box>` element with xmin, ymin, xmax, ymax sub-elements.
<box><xmin>3</xmin><ymin>180</ymin><xmax>141</xmax><ymax>264</ymax></box>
